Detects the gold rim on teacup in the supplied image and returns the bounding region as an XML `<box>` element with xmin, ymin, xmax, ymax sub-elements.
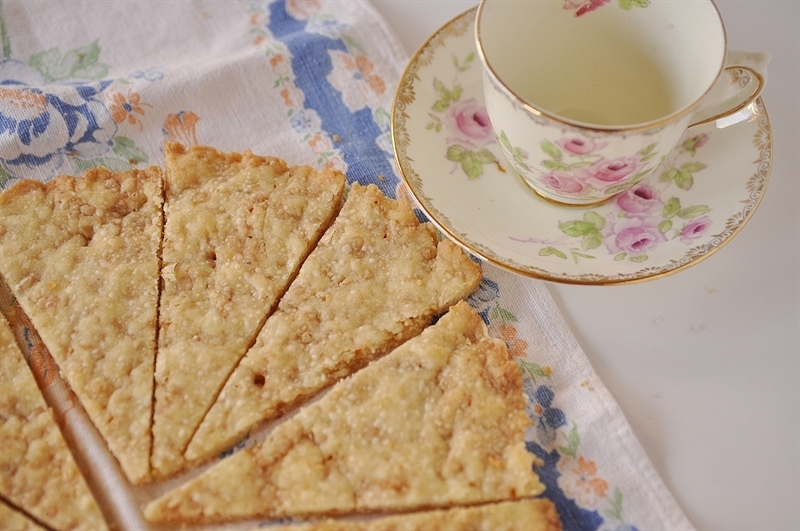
<box><xmin>474</xmin><ymin>0</ymin><xmax>769</xmax><ymax>207</ymax></box>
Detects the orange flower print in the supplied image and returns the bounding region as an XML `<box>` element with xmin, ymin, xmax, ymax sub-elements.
<box><xmin>557</xmin><ymin>456</ymin><xmax>609</xmax><ymax>508</ymax></box>
<box><xmin>269</xmin><ymin>52</ymin><xmax>294</xmax><ymax>80</ymax></box>
<box><xmin>307</xmin><ymin>133</ymin><xmax>331</xmax><ymax>152</ymax></box>
<box><xmin>0</xmin><ymin>86</ymin><xmax>47</xmax><ymax>115</ymax></box>
<box><xmin>286</xmin><ymin>0</ymin><xmax>321</xmax><ymax>20</ymax></box>
<box><xmin>328</xmin><ymin>50</ymin><xmax>387</xmax><ymax>112</ymax></box>
<box><xmin>350</xmin><ymin>55</ymin><xmax>386</xmax><ymax>95</ymax></box>
<box><xmin>280</xmin><ymin>87</ymin><xmax>295</xmax><ymax>107</ymax></box>
<box><xmin>249</xmin><ymin>13</ymin><xmax>269</xmax><ymax>46</ymax></box>
<box><xmin>163</xmin><ymin>111</ymin><xmax>200</xmax><ymax>146</ymax></box>
<box><xmin>279</xmin><ymin>83</ymin><xmax>304</xmax><ymax>109</ymax></box>
<box><xmin>108</xmin><ymin>90</ymin><xmax>151</xmax><ymax>130</ymax></box>
<box><xmin>498</xmin><ymin>324</ymin><xmax>528</xmax><ymax>358</ymax></box>
<box><xmin>305</xmin><ymin>133</ymin><xmax>344</xmax><ymax>172</ymax></box>
<box><xmin>270</xmin><ymin>53</ymin><xmax>287</xmax><ymax>70</ymax></box>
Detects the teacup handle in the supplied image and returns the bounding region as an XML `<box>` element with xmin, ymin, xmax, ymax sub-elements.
<box><xmin>689</xmin><ymin>51</ymin><xmax>770</xmax><ymax>128</ymax></box>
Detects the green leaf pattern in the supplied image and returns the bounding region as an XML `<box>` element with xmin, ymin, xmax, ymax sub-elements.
<box><xmin>521</xmin><ymin>361</ymin><xmax>635</xmax><ymax>526</ymax></box>
<box><xmin>426</xmin><ymin>54</ymin><xmax>498</xmax><ymax>180</ymax></box>
<box><xmin>29</xmin><ymin>41</ymin><xmax>110</xmax><ymax>82</ymax></box>
<box><xmin>523</xmin><ymin>134</ymin><xmax>715</xmax><ymax>264</ymax></box>
<box><xmin>0</xmin><ymin>15</ymin><xmax>164</xmax><ymax>182</ymax></box>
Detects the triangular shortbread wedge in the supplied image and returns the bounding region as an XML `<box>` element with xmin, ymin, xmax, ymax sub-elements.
<box><xmin>184</xmin><ymin>183</ymin><xmax>482</xmax><ymax>465</ymax></box>
<box><xmin>0</xmin><ymin>314</ymin><xmax>107</xmax><ymax>530</ymax></box>
<box><xmin>0</xmin><ymin>500</ymin><xmax>47</xmax><ymax>531</ymax></box>
<box><xmin>0</xmin><ymin>500</ymin><xmax>46</xmax><ymax>531</ymax></box>
<box><xmin>0</xmin><ymin>167</ymin><xmax>163</xmax><ymax>484</ymax></box>
<box><xmin>145</xmin><ymin>301</ymin><xmax>540</xmax><ymax>524</ymax></box>
<box><xmin>280</xmin><ymin>499</ymin><xmax>561</xmax><ymax>531</ymax></box>
<box><xmin>151</xmin><ymin>143</ymin><xmax>346</xmax><ymax>478</ymax></box>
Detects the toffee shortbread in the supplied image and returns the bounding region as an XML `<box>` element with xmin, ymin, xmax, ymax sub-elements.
<box><xmin>0</xmin><ymin>144</ymin><xmax>557</xmax><ymax>530</ymax></box>
<box><xmin>145</xmin><ymin>302</ymin><xmax>540</xmax><ymax>524</ymax></box>
<box><xmin>184</xmin><ymin>183</ymin><xmax>482</xmax><ymax>465</ymax></box>
<box><xmin>152</xmin><ymin>143</ymin><xmax>346</xmax><ymax>478</ymax></box>
<box><xmin>0</xmin><ymin>314</ymin><xmax>107</xmax><ymax>530</ymax></box>
<box><xmin>0</xmin><ymin>167</ymin><xmax>163</xmax><ymax>484</ymax></box>
<box><xmin>0</xmin><ymin>501</ymin><xmax>46</xmax><ymax>531</ymax></box>
<box><xmin>279</xmin><ymin>499</ymin><xmax>562</xmax><ymax>531</ymax></box>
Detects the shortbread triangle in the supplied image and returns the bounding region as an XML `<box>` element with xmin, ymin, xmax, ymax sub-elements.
<box><xmin>184</xmin><ymin>183</ymin><xmax>482</xmax><ymax>465</ymax></box>
<box><xmin>0</xmin><ymin>500</ymin><xmax>46</xmax><ymax>531</ymax></box>
<box><xmin>151</xmin><ymin>143</ymin><xmax>346</xmax><ymax>478</ymax></box>
<box><xmin>145</xmin><ymin>301</ymin><xmax>541</xmax><ymax>524</ymax></box>
<box><xmin>0</xmin><ymin>313</ymin><xmax>108</xmax><ymax>530</ymax></box>
<box><xmin>0</xmin><ymin>167</ymin><xmax>163</xmax><ymax>484</ymax></box>
<box><xmin>280</xmin><ymin>499</ymin><xmax>561</xmax><ymax>531</ymax></box>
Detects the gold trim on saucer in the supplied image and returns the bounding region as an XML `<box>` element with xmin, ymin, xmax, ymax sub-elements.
<box><xmin>390</xmin><ymin>7</ymin><xmax>773</xmax><ymax>286</ymax></box>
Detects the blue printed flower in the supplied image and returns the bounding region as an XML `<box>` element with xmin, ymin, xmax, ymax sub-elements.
<box><xmin>524</xmin><ymin>381</ymin><xmax>567</xmax><ymax>447</ymax></box>
<box><xmin>0</xmin><ymin>59</ymin><xmax>115</xmax><ymax>180</ymax></box>
<box><xmin>305</xmin><ymin>15</ymin><xmax>347</xmax><ymax>40</ymax></box>
<box><xmin>289</xmin><ymin>108</ymin><xmax>321</xmax><ymax>135</ymax></box>
<box><xmin>466</xmin><ymin>276</ymin><xmax>500</xmax><ymax>324</ymax></box>
<box><xmin>129</xmin><ymin>66</ymin><xmax>165</xmax><ymax>82</ymax></box>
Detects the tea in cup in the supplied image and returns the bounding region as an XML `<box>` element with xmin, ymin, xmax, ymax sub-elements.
<box><xmin>475</xmin><ymin>0</ymin><xmax>769</xmax><ymax>206</ymax></box>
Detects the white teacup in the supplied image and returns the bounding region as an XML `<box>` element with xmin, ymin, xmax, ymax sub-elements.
<box><xmin>475</xmin><ymin>0</ymin><xmax>769</xmax><ymax>206</ymax></box>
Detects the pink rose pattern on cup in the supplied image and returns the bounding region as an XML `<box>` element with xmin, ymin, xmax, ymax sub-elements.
<box><xmin>563</xmin><ymin>0</ymin><xmax>650</xmax><ymax>17</ymax></box>
<box><xmin>426</xmin><ymin>53</ymin><xmax>500</xmax><ymax>179</ymax></box>
<box><xmin>546</xmin><ymin>146</ymin><xmax>650</xmax><ymax>198</ymax></box>
<box><xmin>424</xmin><ymin>44</ymin><xmax>712</xmax><ymax>265</ymax></box>
<box><xmin>542</xmin><ymin>135</ymin><xmax>712</xmax><ymax>264</ymax></box>
<box><xmin>498</xmin><ymin>130</ymin><xmax>660</xmax><ymax>202</ymax></box>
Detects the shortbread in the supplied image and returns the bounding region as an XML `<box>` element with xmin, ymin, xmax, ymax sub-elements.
<box><xmin>184</xmin><ymin>183</ymin><xmax>482</xmax><ymax>465</ymax></box>
<box><xmin>145</xmin><ymin>302</ymin><xmax>540</xmax><ymax>524</ymax></box>
<box><xmin>0</xmin><ymin>314</ymin><xmax>107</xmax><ymax>530</ymax></box>
<box><xmin>151</xmin><ymin>143</ymin><xmax>346</xmax><ymax>478</ymax></box>
<box><xmin>0</xmin><ymin>167</ymin><xmax>163</xmax><ymax>484</ymax></box>
<box><xmin>280</xmin><ymin>499</ymin><xmax>561</xmax><ymax>531</ymax></box>
<box><xmin>0</xmin><ymin>501</ymin><xmax>46</xmax><ymax>531</ymax></box>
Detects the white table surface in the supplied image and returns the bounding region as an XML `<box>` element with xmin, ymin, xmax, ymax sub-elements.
<box><xmin>372</xmin><ymin>1</ymin><xmax>800</xmax><ymax>529</ymax></box>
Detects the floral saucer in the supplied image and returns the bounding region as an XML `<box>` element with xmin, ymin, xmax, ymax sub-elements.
<box><xmin>391</xmin><ymin>7</ymin><xmax>773</xmax><ymax>285</ymax></box>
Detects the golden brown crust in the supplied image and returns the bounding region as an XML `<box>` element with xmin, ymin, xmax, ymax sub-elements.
<box><xmin>151</xmin><ymin>142</ymin><xmax>346</xmax><ymax>478</ymax></box>
<box><xmin>144</xmin><ymin>302</ymin><xmax>540</xmax><ymax>525</ymax></box>
<box><xmin>0</xmin><ymin>314</ymin><xmax>107</xmax><ymax>530</ymax></box>
<box><xmin>0</xmin><ymin>179</ymin><xmax>47</xmax><ymax>205</ymax></box>
<box><xmin>0</xmin><ymin>147</ymin><xmax>554</xmax><ymax>530</ymax></box>
<box><xmin>0</xmin><ymin>501</ymin><xmax>46</xmax><ymax>531</ymax></box>
<box><xmin>279</xmin><ymin>499</ymin><xmax>562</xmax><ymax>531</ymax></box>
<box><xmin>0</xmin><ymin>166</ymin><xmax>164</xmax><ymax>484</ymax></box>
<box><xmin>184</xmin><ymin>183</ymin><xmax>483</xmax><ymax>465</ymax></box>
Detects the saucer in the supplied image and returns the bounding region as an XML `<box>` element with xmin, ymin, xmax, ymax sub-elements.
<box><xmin>391</xmin><ymin>7</ymin><xmax>773</xmax><ymax>285</ymax></box>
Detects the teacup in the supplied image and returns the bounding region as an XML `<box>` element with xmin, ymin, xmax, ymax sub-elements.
<box><xmin>475</xmin><ymin>0</ymin><xmax>769</xmax><ymax>206</ymax></box>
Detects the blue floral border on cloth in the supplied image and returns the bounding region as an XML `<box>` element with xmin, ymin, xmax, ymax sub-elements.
<box><xmin>0</xmin><ymin>1</ymin><xmax>693</xmax><ymax>529</ymax></box>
